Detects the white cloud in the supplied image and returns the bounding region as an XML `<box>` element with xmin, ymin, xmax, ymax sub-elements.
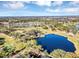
<box><xmin>69</xmin><ymin>1</ymin><xmax>79</xmax><ymax>7</ymax></box>
<box><xmin>46</xmin><ymin>8</ymin><xmax>60</xmax><ymax>12</ymax></box>
<box><xmin>31</xmin><ymin>1</ymin><xmax>63</xmax><ymax>7</ymax></box>
<box><xmin>46</xmin><ymin>1</ymin><xmax>79</xmax><ymax>13</ymax></box>
<box><xmin>71</xmin><ymin>1</ymin><xmax>79</xmax><ymax>4</ymax></box>
<box><xmin>63</xmin><ymin>8</ymin><xmax>79</xmax><ymax>13</ymax></box>
<box><xmin>32</xmin><ymin>1</ymin><xmax>51</xmax><ymax>6</ymax></box>
<box><xmin>3</xmin><ymin>2</ymin><xmax>24</xmax><ymax>10</ymax></box>
<box><xmin>46</xmin><ymin>7</ymin><xmax>79</xmax><ymax>13</ymax></box>
<box><xmin>52</xmin><ymin>1</ymin><xmax>63</xmax><ymax>6</ymax></box>
<box><xmin>23</xmin><ymin>1</ymin><xmax>31</xmax><ymax>4</ymax></box>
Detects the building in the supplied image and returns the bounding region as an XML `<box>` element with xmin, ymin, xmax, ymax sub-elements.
<box><xmin>9</xmin><ymin>22</ymin><xmax>45</xmax><ymax>28</ymax></box>
<box><xmin>0</xmin><ymin>22</ymin><xmax>9</xmax><ymax>28</ymax></box>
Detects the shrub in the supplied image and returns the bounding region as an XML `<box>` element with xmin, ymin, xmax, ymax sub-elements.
<box><xmin>42</xmin><ymin>26</ymin><xmax>48</xmax><ymax>29</ymax></box>
<box><xmin>0</xmin><ymin>51</ymin><xmax>6</xmax><ymax>58</ymax></box>
<box><xmin>64</xmin><ymin>52</ymin><xmax>77</xmax><ymax>58</ymax></box>
<box><xmin>50</xmin><ymin>49</ymin><xmax>77</xmax><ymax>58</ymax></box>
<box><xmin>3</xmin><ymin>43</ymin><xmax>15</xmax><ymax>57</ymax></box>
<box><xmin>50</xmin><ymin>49</ymin><xmax>66</xmax><ymax>58</ymax></box>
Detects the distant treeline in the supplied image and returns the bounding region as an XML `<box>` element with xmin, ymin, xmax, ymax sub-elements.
<box><xmin>0</xmin><ymin>16</ymin><xmax>79</xmax><ymax>22</ymax></box>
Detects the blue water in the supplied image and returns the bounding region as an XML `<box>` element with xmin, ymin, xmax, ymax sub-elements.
<box><xmin>37</xmin><ymin>34</ymin><xmax>76</xmax><ymax>53</ymax></box>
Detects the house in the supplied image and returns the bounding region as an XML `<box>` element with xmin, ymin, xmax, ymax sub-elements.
<box><xmin>9</xmin><ymin>22</ymin><xmax>45</xmax><ymax>28</ymax></box>
<box><xmin>0</xmin><ymin>22</ymin><xmax>9</xmax><ymax>28</ymax></box>
<box><xmin>76</xmin><ymin>23</ymin><xmax>79</xmax><ymax>30</ymax></box>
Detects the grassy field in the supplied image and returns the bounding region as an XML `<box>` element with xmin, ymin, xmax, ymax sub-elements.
<box><xmin>0</xmin><ymin>21</ymin><xmax>79</xmax><ymax>57</ymax></box>
<box><xmin>0</xmin><ymin>33</ymin><xmax>26</xmax><ymax>53</ymax></box>
<box><xmin>11</xmin><ymin>27</ymin><xmax>79</xmax><ymax>56</ymax></box>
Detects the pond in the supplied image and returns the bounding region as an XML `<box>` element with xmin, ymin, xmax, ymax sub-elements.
<box><xmin>36</xmin><ymin>34</ymin><xmax>76</xmax><ymax>53</ymax></box>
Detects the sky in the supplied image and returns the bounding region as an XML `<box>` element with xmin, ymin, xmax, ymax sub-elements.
<box><xmin>0</xmin><ymin>1</ymin><xmax>79</xmax><ymax>16</ymax></box>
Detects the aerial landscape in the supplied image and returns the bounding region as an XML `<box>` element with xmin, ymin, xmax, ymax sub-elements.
<box><xmin>0</xmin><ymin>1</ymin><xmax>79</xmax><ymax>58</ymax></box>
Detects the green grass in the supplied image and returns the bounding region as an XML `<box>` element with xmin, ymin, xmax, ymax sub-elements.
<box><xmin>0</xmin><ymin>33</ymin><xmax>26</xmax><ymax>52</ymax></box>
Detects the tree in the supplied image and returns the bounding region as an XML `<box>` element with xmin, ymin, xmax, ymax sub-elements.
<box><xmin>3</xmin><ymin>43</ymin><xmax>15</xmax><ymax>57</ymax></box>
<box><xmin>42</xmin><ymin>26</ymin><xmax>48</xmax><ymax>29</ymax></box>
